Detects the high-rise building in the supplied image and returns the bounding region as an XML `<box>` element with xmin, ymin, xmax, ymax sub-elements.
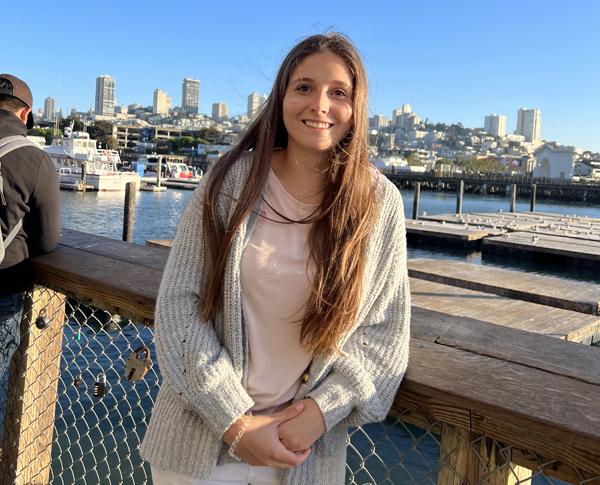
<box><xmin>371</xmin><ymin>114</ymin><xmax>390</xmax><ymax>129</ymax></box>
<box><xmin>484</xmin><ymin>113</ymin><xmax>507</xmax><ymax>137</ymax></box>
<box><xmin>182</xmin><ymin>78</ymin><xmax>200</xmax><ymax>114</ymax></box>
<box><xmin>95</xmin><ymin>75</ymin><xmax>115</xmax><ymax>116</ymax></box>
<box><xmin>212</xmin><ymin>102</ymin><xmax>228</xmax><ymax>121</ymax></box>
<box><xmin>392</xmin><ymin>104</ymin><xmax>413</xmax><ymax>127</ymax></box>
<box><xmin>153</xmin><ymin>89</ymin><xmax>172</xmax><ymax>116</ymax></box>
<box><xmin>43</xmin><ymin>97</ymin><xmax>55</xmax><ymax>120</ymax></box>
<box><xmin>247</xmin><ymin>92</ymin><xmax>267</xmax><ymax>118</ymax></box>
<box><xmin>516</xmin><ymin>108</ymin><xmax>541</xmax><ymax>142</ymax></box>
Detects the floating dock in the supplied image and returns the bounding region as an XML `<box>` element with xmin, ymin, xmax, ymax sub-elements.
<box><xmin>405</xmin><ymin>219</ymin><xmax>499</xmax><ymax>247</ymax></box>
<box><xmin>411</xmin><ymin>211</ymin><xmax>600</xmax><ymax>267</ymax></box>
<box><xmin>408</xmin><ymin>258</ymin><xmax>600</xmax><ymax>315</ymax></box>
<box><xmin>410</xmin><ymin>276</ymin><xmax>600</xmax><ymax>344</ymax></box>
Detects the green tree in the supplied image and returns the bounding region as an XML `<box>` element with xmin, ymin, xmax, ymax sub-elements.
<box><xmin>457</xmin><ymin>157</ymin><xmax>506</xmax><ymax>173</ymax></box>
<box><xmin>407</xmin><ymin>152</ymin><xmax>423</xmax><ymax>166</ymax></box>
<box><xmin>59</xmin><ymin>117</ymin><xmax>84</xmax><ymax>132</ymax></box>
<box><xmin>27</xmin><ymin>127</ymin><xmax>54</xmax><ymax>145</ymax></box>
<box><xmin>98</xmin><ymin>136</ymin><xmax>119</xmax><ymax>151</ymax></box>
<box><xmin>87</xmin><ymin>121</ymin><xmax>113</xmax><ymax>140</ymax></box>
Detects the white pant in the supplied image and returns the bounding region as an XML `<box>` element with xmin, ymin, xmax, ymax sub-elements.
<box><xmin>151</xmin><ymin>463</ymin><xmax>283</xmax><ymax>485</ymax></box>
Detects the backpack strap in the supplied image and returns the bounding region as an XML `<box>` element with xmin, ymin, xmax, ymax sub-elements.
<box><xmin>0</xmin><ymin>135</ymin><xmax>40</xmax><ymax>205</ymax></box>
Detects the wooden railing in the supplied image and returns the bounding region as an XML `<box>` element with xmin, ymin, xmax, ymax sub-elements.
<box><xmin>1</xmin><ymin>229</ymin><xmax>599</xmax><ymax>484</ymax></box>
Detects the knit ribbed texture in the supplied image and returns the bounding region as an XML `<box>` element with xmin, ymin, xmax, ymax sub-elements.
<box><xmin>139</xmin><ymin>153</ymin><xmax>411</xmax><ymax>484</ymax></box>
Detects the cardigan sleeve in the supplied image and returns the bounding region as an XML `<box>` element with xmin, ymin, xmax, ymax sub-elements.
<box><xmin>154</xmin><ymin>180</ymin><xmax>255</xmax><ymax>438</ymax></box>
<box><xmin>307</xmin><ymin>186</ymin><xmax>411</xmax><ymax>431</ymax></box>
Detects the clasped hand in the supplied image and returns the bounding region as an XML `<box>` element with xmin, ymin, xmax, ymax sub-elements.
<box><xmin>222</xmin><ymin>398</ymin><xmax>325</xmax><ymax>469</ymax></box>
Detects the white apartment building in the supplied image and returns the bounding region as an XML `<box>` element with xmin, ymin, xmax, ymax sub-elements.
<box><xmin>392</xmin><ymin>104</ymin><xmax>412</xmax><ymax>126</ymax></box>
<box><xmin>182</xmin><ymin>78</ymin><xmax>200</xmax><ymax>114</ymax></box>
<box><xmin>212</xmin><ymin>102</ymin><xmax>228</xmax><ymax>121</ymax></box>
<box><xmin>247</xmin><ymin>92</ymin><xmax>268</xmax><ymax>118</ymax></box>
<box><xmin>516</xmin><ymin>108</ymin><xmax>541</xmax><ymax>142</ymax></box>
<box><xmin>371</xmin><ymin>114</ymin><xmax>390</xmax><ymax>128</ymax></box>
<box><xmin>484</xmin><ymin>113</ymin><xmax>507</xmax><ymax>137</ymax></box>
<box><xmin>43</xmin><ymin>97</ymin><xmax>55</xmax><ymax>120</ymax></box>
<box><xmin>95</xmin><ymin>75</ymin><xmax>115</xmax><ymax>116</ymax></box>
<box><xmin>153</xmin><ymin>89</ymin><xmax>172</xmax><ymax>116</ymax></box>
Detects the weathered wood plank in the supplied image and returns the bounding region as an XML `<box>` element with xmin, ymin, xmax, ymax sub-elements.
<box><xmin>0</xmin><ymin>288</ymin><xmax>66</xmax><ymax>485</ymax></box>
<box><xmin>406</xmin><ymin>219</ymin><xmax>492</xmax><ymax>241</ymax></box>
<box><xmin>410</xmin><ymin>278</ymin><xmax>600</xmax><ymax>343</ymax></box>
<box><xmin>483</xmin><ymin>231</ymin><xmax>600</xmax><ymax>264</ymax></box>
<box><xmin>411</xmin><ymin>307</ymin><xmax>600</xmax><ymax>386</ymax></box>
<box><xmin>60</xmin><ymin>228</ymin><xmax>169</xmax><ymax>271</ymax></box>
<box><xmin>146</xmin><ymin>239</ymin><xmax>173</xmax><ymax>249</ymax></box>
<box><xmin>401</xmin><ymin>339</ymin><xmax>600</xmax><ymax>475</ymax></box>
<box><xmin>408</xmin><ymin>258</ymin><xmax>600</xmax><ymax>315</ymax></box>
<box><xmin>31</xmin><ymin>246</ymin><xmax>159</xmax><ymax>323</ymax></box>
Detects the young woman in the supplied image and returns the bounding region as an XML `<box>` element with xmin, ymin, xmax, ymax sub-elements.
<box><xmin>140</xmin><ymin>33</ymin><xmax>411</xmax><ymax>485</ymax></box>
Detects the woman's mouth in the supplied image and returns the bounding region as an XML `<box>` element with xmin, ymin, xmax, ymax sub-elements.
<box><xmin>303</xmin><ymin>120</ymin><xmax>333</xmax><ymax>129</ymax></box>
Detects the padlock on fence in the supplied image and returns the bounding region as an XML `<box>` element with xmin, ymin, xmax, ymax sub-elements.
<box><xmin>124</xmin><ymin>346</ymin><xmax>153</xmax><ymax>382</ymax></box>
<box><xmin>35</xmin><ymin>309</ymin><xmax>50</xmax><ymax>330</ymax></box>
<box><xmin>93</xmin><ymin>373</ymin><xmax>106</xmax><ymax>397</ymax></box>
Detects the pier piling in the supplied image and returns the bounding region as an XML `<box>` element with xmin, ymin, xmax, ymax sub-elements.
<box><xmin>81</xmin><ymin>162</ymin><xmax>87</xmax><ymax>193</ymax></box>
<box><xmin>413</xmin><ymin>182</ymin><xmax>421</xmax><ymax>220</ymax></box>
<box><xmin>456</xmin><ymin>180</ymin><xmax>464</xmax><ymax>214</ymax></box>
<box><xmin>510</xmin><ymin>184</ymin><xmax>517</xmax><ymax>212</ymax></box>
<box><xmin>122</xmin><ymin>182</ymin><xmax>136</xmax><ymax>242</ymax></box>
<box><xmin>530</xmin><ymin>184</ymin><xmax>537</xmax><ymax>212</ymax></box>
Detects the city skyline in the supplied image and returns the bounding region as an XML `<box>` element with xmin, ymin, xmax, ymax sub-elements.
<box><xmin>5</xmin><ymin>0</ymin><xmax>599</xmax><ymax>152</ymax></box>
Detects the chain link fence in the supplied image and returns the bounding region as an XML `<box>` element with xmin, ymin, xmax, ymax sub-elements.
<box><xmin>1</xmin><ymin>287</ymin><xmax>599</xmax><ymax>484</ymax></box>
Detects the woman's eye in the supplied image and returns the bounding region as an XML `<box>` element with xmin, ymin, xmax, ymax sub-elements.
<box><xmin>333</xmin><ymin>89</ymin><xmax>348</xmax><ymax>97</ymax></box>
<box><xmin>295</xmin><ymin>84</ymin><xmax>311</xmax><ymax>93</ymax></box>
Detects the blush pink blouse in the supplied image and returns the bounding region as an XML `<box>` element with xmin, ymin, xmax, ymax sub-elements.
<box><xmin>240</xmin><ymin>168</ymin><xmax>316</xmax><ymax>413</ymax></box>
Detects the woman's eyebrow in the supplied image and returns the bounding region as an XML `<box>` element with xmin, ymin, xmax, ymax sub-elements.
<box><xmin>290</xmin><ymin>76</ymin><xmax>352</xmax><ymax>90</ymax></box>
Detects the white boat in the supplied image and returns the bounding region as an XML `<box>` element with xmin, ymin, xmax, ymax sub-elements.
<box><xmin>134</xmin><ymin>154</ymin><xmax>201</xmax><ymax>181</ymax></box>
<box><xmin>44</xmin><ymin>129</ymin><xmax>140</xmax><ymax>191</ymax></box>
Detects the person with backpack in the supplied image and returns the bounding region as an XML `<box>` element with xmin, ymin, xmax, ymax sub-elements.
<box><xmin>0</xmin><ymin>73</ymin><xmax>60</xmax><ymax>379</ymax></box>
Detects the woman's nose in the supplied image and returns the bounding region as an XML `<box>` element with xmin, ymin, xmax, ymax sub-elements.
<box><xmin>311</xmin><ymin>90</ymin><xmax>329</xmax><ymax>113</ymax></box>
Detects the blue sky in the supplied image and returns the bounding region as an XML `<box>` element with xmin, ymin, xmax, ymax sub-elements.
<box><xmin>5</xmin><ymin>0</ymin><xmax>599</xmax><ymax>151</ymax></box>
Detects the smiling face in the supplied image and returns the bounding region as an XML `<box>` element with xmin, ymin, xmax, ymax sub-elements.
<box><xmin>282</xmin><ymin>51</ymin><xmax>354</xmax><ymax>161</ymax></box>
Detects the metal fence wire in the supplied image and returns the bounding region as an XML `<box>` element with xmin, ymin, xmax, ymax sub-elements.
<box><xmin>0</xmin><ymin>287</ymin><xmax>599</xmax><ymax>484</ymax></box>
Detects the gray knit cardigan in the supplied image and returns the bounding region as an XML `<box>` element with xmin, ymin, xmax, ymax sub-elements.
<box><xmin>139</xmin><ymin>153</ymin><xmax>411</xmax><ymax>484</ymax></box>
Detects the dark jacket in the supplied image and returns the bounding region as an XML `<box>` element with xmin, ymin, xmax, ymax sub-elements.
<box><xmin>0</xmin><ymin>109</ymin><xmax>60</xmax><ymax>296</ymax></box>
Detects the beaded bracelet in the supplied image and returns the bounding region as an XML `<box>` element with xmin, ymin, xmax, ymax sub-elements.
<box><xmin>228</xmin><ymin>412</ymin><xmax>253</xmax><ymax>462</ymax></box>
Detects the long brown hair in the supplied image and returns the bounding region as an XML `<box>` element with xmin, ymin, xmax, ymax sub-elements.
<box><xmin>201</xmin><ymin>33</ymin><xmax>377</xmax><ymax>354</ymax></box>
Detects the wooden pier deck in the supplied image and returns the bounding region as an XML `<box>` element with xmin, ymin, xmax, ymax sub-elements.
<box><xmin>409</xmin><ymin>277</ymin><xmax>600</xmax><ymax>343</ymax></box>
<box><xmin>413</xmin><ymin>211</ymin><xmax>600</xmax><ymax>267</ymax></box>
<box><xmin>408</xmin><ymin>257</ymin><xmax>600</xmax><ymax>315</ymax></box>
<box><xmin>482</xmin><ymin>231</ymin><xmax>600</xmax><ymax>266</ymax></box>
<box><xmin>405</xmin><ymin>219</ymin><xmax>496</xmax><ymax>246</ymax></box>
<box><xmin>421</xmin><ymin>212</ymin><xmax>543</xmax><ymax>231</ymax></box>
<box><xmin>20</xmin><ymin>228</ymin><xmax>600</xmax><ymax>484</ymax></box>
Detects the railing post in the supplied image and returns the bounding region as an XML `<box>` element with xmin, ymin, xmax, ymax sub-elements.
<box><xmin>438</xmin><ymin>424</ymin><xmax>472</xmax><ymax>485</ymax></box>
<box><xmin>530</xmin><ymin>184</ymin><xmax>537</xmax><ymax>212</ymax></box>
<box><xmin>510</xmin><ymin>184</ymin><xmax>517</xmax><ymax>212</ymax></box>
<box><xmin>437</xmin><ymin>424</ymin><xmax>532</xmax><ymax>485</ymax></box>
<box><xmin>122</xmin><ymin>181</ymin><xmax>137</xmax><ymax>242</ymax></box>
<box><xmin>413</xmin><ymin>182</ymin><xmax>421</xmax><ymax>220</ymax></box>
<box><xmin>456</xmin><ymin>180</ymin><xmax>464</xmax><ymax>215</ymax></box>
<box><xmin>0</xmin><ymin>287</ymin><xmax>67</xmax><ymax>485</ymax></box>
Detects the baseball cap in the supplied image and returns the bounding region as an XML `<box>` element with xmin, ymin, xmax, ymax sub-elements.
<box><xmin>0</xmin><ymin>73</ymin><xmax>34</xmax><ymax>129</ymax></box>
